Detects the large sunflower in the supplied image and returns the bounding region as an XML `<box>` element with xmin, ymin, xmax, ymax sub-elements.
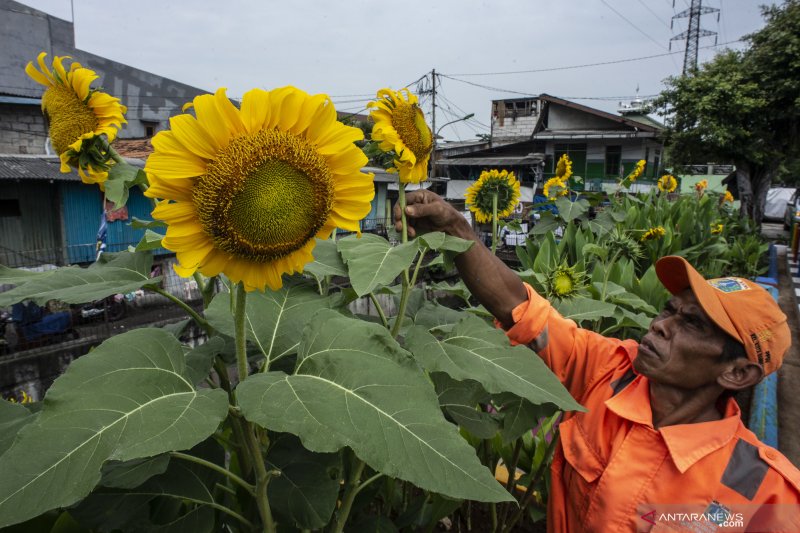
<box><xmin>368</xmin><ymin>88</ymin><xmax>433</xmax><ymax>183</ymax></box>
<box><xmin>145</xmin><ymin>87</ymin><xmax>374</xmax><ymax>291</ymax></box>
<box><xmin>25</xmin><ymin>52</ymin><xmax>127</xmax><ymax>185</ymax></box>
<box><xmin>464</xmin><ymin>169</ymin><xmax>521</xmax><ymax>224</ymax></box>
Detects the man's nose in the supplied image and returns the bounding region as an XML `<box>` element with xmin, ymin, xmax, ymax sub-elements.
<box><xmin>650</xmin><ymin>315</ymin><xmax>673</xmax><ymax>339</ymax></box>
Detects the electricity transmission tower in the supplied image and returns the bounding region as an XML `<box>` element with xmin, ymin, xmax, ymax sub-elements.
<box><xmin>670</xmin><ymin>0</ymin><xmax>719</xmax><ymax>74</ymax></box>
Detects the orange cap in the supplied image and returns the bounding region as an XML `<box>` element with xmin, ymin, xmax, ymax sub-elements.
<box><xmin>655</xmin><ymin>256</ymin><xmax>790</xmax><ymax>375</ymax></box>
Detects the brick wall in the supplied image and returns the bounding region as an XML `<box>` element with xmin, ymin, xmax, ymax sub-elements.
<box><xmin>0</xmin><ymin>104</ymin><xmax>47</xmax><ymax>154</ymax></box>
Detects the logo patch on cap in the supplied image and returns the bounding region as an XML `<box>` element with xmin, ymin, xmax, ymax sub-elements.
<box><xmin>708</xmin><ymin>278</ymin><xmax>750</xmax><ymax>293</ymax></box>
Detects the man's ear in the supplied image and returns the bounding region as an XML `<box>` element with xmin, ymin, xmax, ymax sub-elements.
<box><xmin>718</xmin><ymin>359</ymin><xmax>764</xmax><ymax>391</ymax></box>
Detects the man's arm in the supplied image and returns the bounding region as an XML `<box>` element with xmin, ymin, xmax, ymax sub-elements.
<box><xmin>394</xmin><ymin>190</ymin><xmax>527</xmax><ymax>328</ymax></box>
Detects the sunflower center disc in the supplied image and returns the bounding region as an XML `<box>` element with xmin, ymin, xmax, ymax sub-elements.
<box><xmin>41</xmin><ymin>86</ymin><xmax>98</xmax><ymax>154</ymax></box>
<box><xmin>391</xmin><ymin>103</ymin><xmax>432</xmax><ymax>159</ymax></box>
<box><xmin>194</xmin><ymin>129</ymin><xmax>333</xmax><ymax>262</ymax></box>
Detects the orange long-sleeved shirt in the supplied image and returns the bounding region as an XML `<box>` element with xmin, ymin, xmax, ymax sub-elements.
<box><xmin>503</xmin><ymin>283</ymin><xmax>800</xmax><ymax>532</ymax></box>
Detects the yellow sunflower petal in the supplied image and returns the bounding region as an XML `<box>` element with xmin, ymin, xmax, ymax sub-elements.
<box><xmin>25</xmin><ymin>61</ymin><xmax>53</xmax><ymax>87</ymax></box>
<box><xmin>240</xmin><ymin>88</ymin><xmax>271</xmax><ymax>134</ymax></box>
<box><xmin>144</xmin><ymin>177</ymin><xmax>195</xmax><ymax>202</ymax></box>
<box><xmin>273</xmin><ymin>86</ymin><xmax>305</xmax><ymax>131</ymax></box>
<box><xmin>169</xmin><ymin>114</ymin><xmax>220</xmax><ymax>160</ymax></box>
<box><xmin>291</xmin><ymin>93</ymin><xmax>329</xmax><ymax>135</ymax></box>
<box><xmin>151</xmin><ymin>200</ymin><xmax>197</xmax><ymax>223</ymax></box>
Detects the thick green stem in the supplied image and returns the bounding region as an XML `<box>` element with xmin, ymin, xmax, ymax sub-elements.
<box><xmin>150</xmin><ymin>286</ymin><xmax>212</xmax><ymax>335</ymax></box>
<box><xmin>331</xmin><ymin>455</ymin><xmax>367</xmax><ymax>533</ymax></box>
<box><xmin>107</xmin><ymin>144</ymin><xmax>126</xmax><ymax>166</ymax></box>
<box><xmin>499</xmin><ymin>439</ymin><xmax>524</xmax><ymax>529</ymax></box>
<box><xmin>244</xmin><ymin>425</ymin><xmax>277</xmax><ymax>533</ymax></box>
<box><xmin>390</xmin><ymin>248</ymin><xmax>426</xmax><ymax>338</ymax></box>
<box><xmin>398</xmin><ymin>183</ymin><xmax>408</xmax><ymax>244</ymax></box>
<box><xmin>187</xmin><ymin>498</ymin><xmax>255</xmax><ymax>529</ymax></box>
<box><xmin>234</xmin><ymin>283</ymin><xmax>248</xmax><ymax>383</ymax></box>
<box><xmin>491</xmin><ymin>192</ymin><xmax>499</xmax><ymax>255</ymax></box>
<box><xmin>368</xmin><ymin>293</ymin><xmax>389</xmax><ymax>329</ymax></box>
<box><xmin>501</xmin><ymin>432</ymin><xmax>560</xmax><ymax>533</ymax></box>
<box><xmin>170</xmin><ymin>451</ymin><xmax>254</xmax><ymax>495</ymax></box>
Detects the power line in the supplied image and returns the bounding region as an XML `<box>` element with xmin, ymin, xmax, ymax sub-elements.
<box><xmin>444</xmin><ymin>39</ymin><xmax>741</xmax><ymax>77</ymax></box>
<box><xmin>599</xmin><ymin>0</ymin><xmax>669</xmax><ymax>50</ymax></box>
<box><xmin>636</xmin><ymin>0</ymin><xmax>671</xmax><ymax>28</ymax></box>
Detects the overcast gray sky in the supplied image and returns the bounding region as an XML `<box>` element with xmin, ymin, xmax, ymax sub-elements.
<box><xmin>22</xmin><ymin>0</ymin><xmax>770</xmax><ymax>141</ymax></box>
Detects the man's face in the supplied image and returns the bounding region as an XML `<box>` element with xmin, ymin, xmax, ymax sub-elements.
<box><xmin>634</xmin><ymin>289</ymin><xmax>729</xmax><ymax>388</ymax></box>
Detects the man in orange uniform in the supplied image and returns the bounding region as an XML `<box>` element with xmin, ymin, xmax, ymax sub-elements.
<box><xmin>397</xmin><ymin>190</ymin><xmax>800</xmax><ymax>532</ymax></box>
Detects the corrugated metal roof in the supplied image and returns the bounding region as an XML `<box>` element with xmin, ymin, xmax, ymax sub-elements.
<box><xmin>0</xmin><ymin>156</ymin><xmax>76</xmax><ymax>181</ymax></box>
<box><xmin>437</xmin><ymin>155</ymin><xmax>544</xmax><ymax>167</ymax></box>
<box><xmin>0</xmin><ymin>155</ymin><xmax>145</xmax><ymax>182</ymax></box>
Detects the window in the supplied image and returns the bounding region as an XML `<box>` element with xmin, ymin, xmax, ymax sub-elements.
<box><xmin>555</xmin><ymin>143</ymin><xmax>587</xmax><ymax>179</ymax></box>
<box><xmin>605</xmin><ymin>146</ymin><xmax>622</xmax><ymax>176</ymax></box>
<box><xmin>0</xmin><ymin>199</ymin><xmax>21</xmax><ymax>217</ymax></box>
<box><xmin>142</xmin><ymin>120</ymin><xmax>159</xmax><ymax>138</ymax></box>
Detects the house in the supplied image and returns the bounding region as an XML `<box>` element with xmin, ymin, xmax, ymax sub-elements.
<box><xmin>436</xmin><ymin>94</ymin><xmax>665</xmax><ymax>195</ymax></box>
<box><xmin>0</xmin><ymin>0</ymin><xmax>210</xmax><ymax>149</ymax></box>
<box><xmin>0</xmin><ymin>154</ymin><xmax>165</xmax><ymax>268</ymax></box>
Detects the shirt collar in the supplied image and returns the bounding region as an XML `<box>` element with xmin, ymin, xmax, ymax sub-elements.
<box><xmin>605</xmin><ymin>374</ymin><xmax>742</xmax><ymax>473</ymax></box>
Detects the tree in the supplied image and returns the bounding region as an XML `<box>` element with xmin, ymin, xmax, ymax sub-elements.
<box><xmin>657</xmin><ymin>0</ymin><xmax>800</xmax><ymax>223</ymax></box>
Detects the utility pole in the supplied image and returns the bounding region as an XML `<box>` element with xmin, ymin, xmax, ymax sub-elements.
<box><xmin>429</xmin><ymin>69</ymin><xmax>436</xmax><ymax>180</ymax></box>
<box><xmin>670</xmin><ymin>0</ymin><xmax>719</xmax><ymax>75</ymax></box>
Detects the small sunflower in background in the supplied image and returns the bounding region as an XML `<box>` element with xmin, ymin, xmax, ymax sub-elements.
<box><xmin>25</xmin><ymin>52</ymin><xmax>127</xmax><ymax>186</ymax></box>
<box><xmin>695</xmin><ymin>179</ymin><xmax>708</xmax><ymax>195</ymax></box>
<box><xmin>546</xmin><ymin>262</ymin><xmax>586</xmax><ymax>299</ymax></box>
<box><xmin>626</xmin><ymin>160</ymin><xmax>646</xmax><ymax>182</ymax></box>
<box><xmin>640</xmin><ymin>226</ymin><xmax>666</xmax><ymax>242</ymax></box>
<box><xmin>711</xmin><ymin>223</ymin><xmax>724</xmax><ymax>234</ymax></box>
<box><xmin>368</xmin><ymin>88</ymin><xmax>433</xmax><ymax>183</ymax></box>
<box><xmin>721</xmin><ymin>190</ymin><xmax>734</xmax><ymax>204</ymax></box>
<box><xmin>145</xmin><ymin>87</ymin><xmax>374</xmax><ymax>292</ymax></box>
<box><xmin>465</xmin><ymin>169</ymin><xmax>521</xmax><ymax>224</ymax></box>
<box><xmin>543</xmin><ymin>177</ymin><xmax>569</xmax><ymax>200</ymax></box>
<box><xmin>657</xmin><ymin>174</ymin><xmax>677</xmax><ymax>193</ymax></box>
<box><xmin>554</xmin><ymin>154</ymin><xmax>573</xmax><ymax>182</ymax></box>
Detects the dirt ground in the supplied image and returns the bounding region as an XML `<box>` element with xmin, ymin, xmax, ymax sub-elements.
<box><xmin>777</xmin><ymin>247</ymin><xmax>800</xmax><ymax>467</ymax></box>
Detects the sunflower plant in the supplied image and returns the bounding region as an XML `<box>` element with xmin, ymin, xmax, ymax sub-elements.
<box><xmin>0</xmin><ymin>84</ymin><xmax>580</xmax><ymax>533</ymax></box>
<box><xmin>465</xmin><ymin>168</ymin><xmax>521</xmax><ymax>253</ymax></box>
<box><xmin>25</xmin><ymin>52</ymin><xmax>145</xmax><ymax>207</ymax></box>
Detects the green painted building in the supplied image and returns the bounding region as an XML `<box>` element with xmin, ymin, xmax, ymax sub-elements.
<box><xmin>437</xmin><ymin>94</ymin><xmax>665</xmax><ymax>193</ymax></box>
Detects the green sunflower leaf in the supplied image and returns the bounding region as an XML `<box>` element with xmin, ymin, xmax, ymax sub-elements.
<box><xmin>0</xmin><ymin>265</ymin><xmax>51</xmax><ymax>285</ymax></box>
<box><xmin>0</xmin><ymin>251</ymin><xmax>161</xmax><ymax>307</ymax></box>
<box><xmin>555</xmin><ymin>197</ymin><xmax>590</xmax><ymax>221</ymax></box>
<box><xmin>130</xmin><ymin>217</ymin><xmax>167</xmax><ymax>230</ymax></box>
<box><xmin>432</xmin><ymin>373</ymin><xmax>499</xmax><ymax>440</ymax></box>
<box><xmin>266</xmin><ymin>434</ymin><xmax>343</xmax><ymax>530</ymax></box>
<box><xmin>531</xmin><ymin>211</ymin><xmax>561</xmax><ymax>235</ymax></box>
<box><xmin>553</xmin><ymin>296</ymin><xmax>617</xmax><ymax>322</ymax></box>
<box><xmin>494</xmin><ymin>393</ymin><xmax>557</xmax><ymax>444</ymax></box>
<box><xmin>237</xmin><ymin>310</ymin><xmax>512</xmax><ymax>503</ymax></box>
<box><xmin>419</xmin><ymin>232</ymin><xmax>475</xmax><ymax>254</ymax></box>
<box><xmin>304</xmin><ymin>238</ymin><xmax>348</xmax><ymax>278</ymax></box>
<box><xmin>104</xmin><ymin>164</ymin><xmax>147</xmax><ymax>210</ymax></box>
<box><xmin>337</xmin><ymin>234</ymin><xmax>420</xmax><ymax>296</ymax></box>
<box><xmin>99</xmin><ymin>455</ymin><xmax>171</xmax><ymax>490</ymax></box>
<box><xmin>428</xmin><ymin>280</ymin><xmax>472</xmax><ymax>305</ymax></box>
<box><xmin>404</xmin><ymin>315</ymin><xmax>582</xmax><ymax>412</ymax></box>
<box><xmin>205</xmin><ymin>281</ymin><xmax>332</xmax><ymax>367</ymax></box>
<box><xmin>0</xmin><ymin>400</ymin><xmax>36</xmax><ymax>456</ymax></box>
<box><xmin>413</xmin><ymin>301</ymin><xmax>467</xmax><ymax>330</ymax></box>
<box><xmin>134</xmin><ymin>229</ymin><xmax>164</xmax><ymax>252</ymax></box>
<box><xmin>0</xmin><ymin>329</ymin><xmax>228</xmax><ymax>528</ymax></box>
